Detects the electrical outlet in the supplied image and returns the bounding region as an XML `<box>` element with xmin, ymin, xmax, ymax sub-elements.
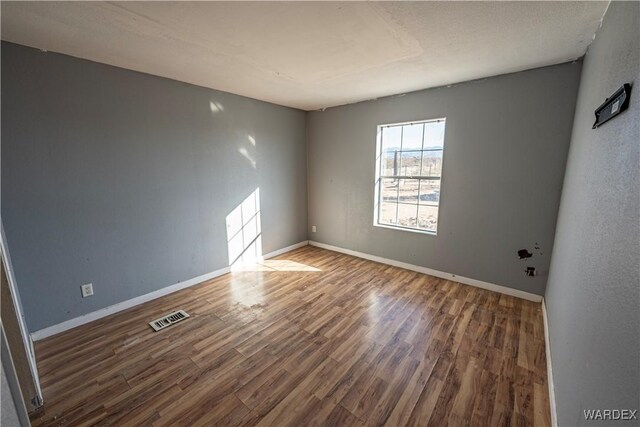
<box><xmin>81</xmin><ymin>283</ymin><xmax>94</xmax><ymax>298</ymax></box>
<box><xmin>312</xmin><ymin>225</ymin><xmax>317</xmax><ymax>232</ymax></box>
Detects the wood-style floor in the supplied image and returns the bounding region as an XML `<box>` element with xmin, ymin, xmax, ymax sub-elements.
<box><xmin>32</xmin><ymin>246</ymin><xmax>550</xmax><ymax>427</ymax></box>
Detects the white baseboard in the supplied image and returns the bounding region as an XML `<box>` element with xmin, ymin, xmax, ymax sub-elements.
<box><xmin>31</xmin><ymin>267</ymin><xmax>230</xmax><ymax>341</ymax></box>
<box><xmin>31</xmin><ymin>240</ymin><xmax>309</xmax><ymax>341</ymax></box>
<box><xmin>32</xmin><ymin>238</ymin><xmax>541</xmax><ymax>340</ymax></box>
<box><xmin>261</xmin><ymin>240</ymin><xmax>309</xmax><ymax>259</ymax></box>
<box><xmin>542</xmin><ymin>298</ymin><xmax>558</xmax><ymax>427</ymax></box>
<box><xmin>308</xmin><ymin>240</ymin><xmax>543</xmax><ymax>303</ymax></box>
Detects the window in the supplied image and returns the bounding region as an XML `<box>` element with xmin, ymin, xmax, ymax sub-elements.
<box><xmin>374</xmin><ymin>118</ymin><xmax>446</xmax><ymax>234</ymax></box>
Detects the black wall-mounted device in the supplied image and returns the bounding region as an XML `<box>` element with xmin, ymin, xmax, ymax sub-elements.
<box><xmin>593</xmin><ymin>83</ymin><xmax>632</xmax><ymax>129</ymax></box>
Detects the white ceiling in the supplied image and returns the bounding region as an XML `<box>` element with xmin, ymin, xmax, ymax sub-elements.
<box><xmin>1</xmin><ymin>1</ymin><xmax>608</xmax><ymax>111</ymax></box>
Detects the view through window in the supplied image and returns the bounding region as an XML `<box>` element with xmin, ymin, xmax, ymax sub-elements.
<box><xmin>375</xmin><ymin>118</ymin><xmax>446</xmax><ymax>233</ymax></box>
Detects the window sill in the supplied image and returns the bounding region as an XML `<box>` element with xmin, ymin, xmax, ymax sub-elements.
<box><xmin>373</xmin><ymin>222</ymin><xmax>438</xmax><ymax>236</ymax></box>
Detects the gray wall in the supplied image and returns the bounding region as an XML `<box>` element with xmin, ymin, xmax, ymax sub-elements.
<box><xmin>307</xmin><ymin>63</ymin><xmax>582</xmax><ymax>296</ymax></box>
<box><xmin>545</xmin><ymin>2</ymin><xmax>640</xmax><ymax>426</ymax></box>
<box><xmin>1</xmin><ymin>42</ymin><xmax>307</xmax><ymax>332</ymax></box>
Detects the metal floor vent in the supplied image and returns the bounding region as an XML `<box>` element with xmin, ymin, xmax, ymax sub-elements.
<box><xmin>149</xmin><ymin>310</ymin><xmax>190</xmax><ymax>332</ymax></box>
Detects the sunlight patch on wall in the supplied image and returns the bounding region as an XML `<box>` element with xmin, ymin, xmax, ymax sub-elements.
<box><xmin>226</xmin><ymin>188</ymin><xmax>321</xmax><ymax>273</ymax></box>
<box><xmin>209</xmin><ymin>100</ymin><xmax>224</xmax><ymax>113</ymax></box>
<box><xmin>238</xmin><ymin>147</ymin><xmax>256</xmax><ymax>169</ymax></box>
<box><xmin>226</xmin><ymin>188</ymin><xmax>262</xmax><ymax>270</ymax></box>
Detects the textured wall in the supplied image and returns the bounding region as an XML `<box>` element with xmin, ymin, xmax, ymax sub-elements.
<box><xmin>307</xmin><ymin>63</ymin><xmax>581</xmax><ymax>296</ymax></box>
<box><xmin>1</xmin><ymin>42</ymin><xmax>307</xmax><ymax>331</ymax></box>
<box><xmin>545</xmin><ymin>2</ymin><xmax>640</xmax><ymax>425</ymax></box>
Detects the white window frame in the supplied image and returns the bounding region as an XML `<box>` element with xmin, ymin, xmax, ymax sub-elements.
<box><xmin>373</xmin><ymin>118</ymin><xmax>446</xmax><ymax>235</ymax></box>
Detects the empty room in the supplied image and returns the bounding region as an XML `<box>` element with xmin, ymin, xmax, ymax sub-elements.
<box><xmin>1</xmin><ymin>1</ymin><xmax>638</xmax><ymax>426</ymax></box>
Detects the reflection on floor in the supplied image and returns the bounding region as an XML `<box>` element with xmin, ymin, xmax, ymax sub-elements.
<box><xmin>31</xmin><ymin>245</ymin><xmax>550</xmax><ymax>427</ymax></box>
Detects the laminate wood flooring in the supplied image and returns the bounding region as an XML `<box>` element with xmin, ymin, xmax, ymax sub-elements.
<box><xmin>31</xmin><ymin>245</ymin><xmax>550</xmax><ymax>426</ymax></box>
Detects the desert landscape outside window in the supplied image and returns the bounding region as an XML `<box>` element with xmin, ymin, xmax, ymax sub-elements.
<box><xmin>375</xmin><ymin>118</ymin><xmax>446</xmax><ymax>234</ymax></box>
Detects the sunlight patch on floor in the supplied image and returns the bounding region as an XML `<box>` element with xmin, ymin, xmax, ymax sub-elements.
<box><xmin>232</xmin><ymin>259</ymin><xmax>321</xmax><ymax>272</ymax></box>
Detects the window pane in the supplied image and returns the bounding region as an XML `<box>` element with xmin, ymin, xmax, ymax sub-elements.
<box><xmin>376</xmin><ymin>119</ymin><xmax>445</xmax><ymax>234</ymax></box>
<box><xmin>382</xmin><ymin>150</ymin><xmax>400</xmax><ymax>176</ymax></box>
<box><xmin>382</xmin><ymin>126</ymin><xmax>402</xmax><ymax>153</ymax></box>
<box><xmin>402</xmin><ymin>123</ymin><xmax>423</xmax><ymax>150</ymax></box>
<box><xmin>381</xmin><ymin>178</ymin><xmax>398</xmax><ymax>202</ymax></box>
<box><xmin>397</xmin><ymin>203</ymin><xmax>418</xmax><ymax>229</ymax></box>
<box><xmin>398</xmin><ymin>178</ymin><xmax>419</xmax><ymax>204</ymax></box>
<box><xmin>400</xmin><ymin>151</ymin><xmax>421</xmax><ymax>176</ymax></box>
<box><xmin>379</xmin><ymin>202</ymin><xmax>397</xmax><ymax>225</ymax></box>
<box><xmin>419</xmin><ymin>180</ymin><xmax>440</xmax><ymax>205</ymax></box>
<box><xmin>417</xmin><ymin>205</ymin><xmax>439</xmax><ymax>232</ymax></box>
<box><xmin>421</xmin><ymin>150</ymin><xmax>443</xmax><ymax>177</ymax></box>
<box><xmin>424</xmin><ymin>121</ymin><xmax>445</xmax><ymax>149</ymax></box>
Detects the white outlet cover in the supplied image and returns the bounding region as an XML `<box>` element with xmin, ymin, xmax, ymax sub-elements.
<box><xmin>81</xmin><ymin>283</ymin><xmax>94</xmax><ymax>297</ymax></box>
<box><xmin>312</xmin><ymin>225</ymin><xmax>317</xmax><ymax>232</ymax></box>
